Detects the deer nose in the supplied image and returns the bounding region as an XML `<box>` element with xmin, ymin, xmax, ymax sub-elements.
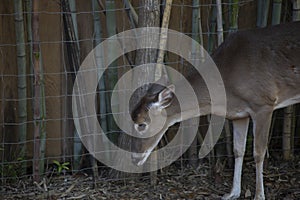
<box><xmin>137</xmin><ymin>123</ymin><xmax>146</xmax><ymax>131</ymax></box>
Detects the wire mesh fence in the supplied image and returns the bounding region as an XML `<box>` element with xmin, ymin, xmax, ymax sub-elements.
<box><xmin>0</xmin><ymin>0</ymin><xmax>300</xmax><ymax>199</ymax></box>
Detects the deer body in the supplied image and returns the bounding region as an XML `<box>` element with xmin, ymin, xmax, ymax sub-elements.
<box><xmin>130</xmin><ymin>22</ymin><xmax>300</xmax><ymax>200</ymax></box>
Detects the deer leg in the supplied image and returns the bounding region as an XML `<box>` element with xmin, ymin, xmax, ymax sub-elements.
<box><xmin>222</xmin><ymin>117</ymin><xmax>249</xmax><ymax>200</ymax></box>
<box><xmin>252</xmin><ymin>110</ymin><xmax>273</xmax><ymax>200</ymax></box>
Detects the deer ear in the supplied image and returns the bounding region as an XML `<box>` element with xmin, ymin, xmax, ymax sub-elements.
<box><xmin>157</xmin><ymin>85</ymin><xmax>175</xmax><ymax>109</ymax></box>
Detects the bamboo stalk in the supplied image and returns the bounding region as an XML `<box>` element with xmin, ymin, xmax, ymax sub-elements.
<box><xmin>257</xmin><ymin>0</ymin><xmax>263</xmax><ymax>26</ymax></box>
<box><xmin>32</xmin><ymin>0</ymin><xmax>41</xmax><ymax>182</ymax></box>
<box><xmin>272</xmin><ymin>0</ymin><xmax>282</xmax><ymax>25</ymax></box>
<box><xmin>62</xmin><ymin>0</ymin><xmax>83</xmax><ymax>172</ymax></box>
<box><xmin>105</xmin><ymin>0</ymin><xmax>119</xmax><ymax>143</ymax></box>
<box><xmin>14</xmin><ymin>0</ymin><xmax>27</xmax><ymax>176</ymax></box>
<box><xmin>155</xmin><ymin>0</ymin><xmax>173</xmax><ymax>81</ymax></box>
<box><xmin>216</xmin><ymin>0</ymin><xmax>224</xmax><ymax>45</ymax></box>
<box><xmin>257</xmin><ymin>0</ymin><xmax>270</xmax><ymax>27</ymax></box>
<box><xmin>92</xmin><ymin>0</ymin><xmax>109</xmax><ymax>161</ymax></box>
<box><xmin>197</xmin><ymin>4</ymin><xmax>204</xmax><ymax>47</ymax></box>
<box><xmin>69</xmin><ymin>0</ymin><xmax>80</xmax><ymax>53</ymax></box>
<box><xmin>68</xmin><ymin>0</ymin><xmax>82</xmax><ymax>173</ymax></box>
<box><xmin>25</xmin><ymin>0</ymin><xmax>33</xmax><ymax>95</ymax></box>
<box><xmin>62</xmin><ymin>0</ymin><xmax>99</xmax><ymax>180</ymax></box>
<box><xmin>97</xmin><ymin>0</ymin><xmax>105</xmax><ymax>12</ymax></box>
<box><xmin>206</xmin><ymin>4</ymin><xmax>218</xmax><ymax>175</ymax></box>
<box><xmin>208</xmin><ymin>5</ymin><xmax>217</xmax><ymax>54</ymax></box>
<box><xmin>195</xmin><ymin>1</ymin><xmax>206</xmax><ymax>168</ymax></box>
<box><xmin>293</xmin><ymin>0</ymin><xmax>300</xmax><ymax>21</ymax></box>
<box><xmin>229</xmin><ymin>0</ymin><xmax>239</xmax><ymax>33</ymax></box>
<box><xmin>39</xmin><ymin>71</ymin><xmax>46</xmax><ymax>176</ymax></box>
<box><xmin>31</xmin><ymin>0</ymin><xmax>47</xmax><ymax>181</ymax></box>
<box><xmin>281</xmin><ymin>0</ymin><xmax>288</xmax><ymax>23</ymax></box>
<box><xmin>283</xmin><ymin>106</ymin><xmax>293</xmax><ymax>160</ymax></box>
<box><xmin>188</xmin><ymin>0</ymin><xmax>201</xmax><ymax>168</ymax></box>
<box><xmin>224</xmin><ymin>121</ymin><xmax>233</xmax><ymax>168</ymax></box>
<box><xmin>123</xmin><ymin>0</ymin><xmax>138</xmax><ymax>27</ymax></box>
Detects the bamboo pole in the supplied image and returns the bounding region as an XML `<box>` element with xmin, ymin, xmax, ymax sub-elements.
<box><xmin>188</xmin><ymin>0</ymin><xmax>201</xmax><ymax>168</ymax></box>
<box><xmin>271</xmin><ymin>0</ymin><xmax>282</xmax><ymax>25</ymax></box>
<box><xmin>207</xmin><ymin>4</ymin><xmax>217</xmax><ymax>175</ymax></box>
<box><xmin>257</xmin><ymin>0</ymin><xmax>270</xmax><ymax>27</ymax></box>
<box><xmin>32</xmin><ymin>0</ymin><xmax>41</xmax><ymax>182</ymax></box>
<box><xmin>105</xmin><ymin>0</ymin><xmax>119</xmax><ymax>143</ymax></box>
<box><xmin>123</xmin><ymin>0</ymin><xmax>138</xmax><ymax>28</ymax></box>
<box><xmin>30</xmin><ymin>0</ymin><xmax>47</xmax><ymax>180</ymax></box>
<box><xmin>155</xmin><ymin>0</ymin><xmax>173</xmax><ymax>81</ymax></box>
<box><xmin>25</xmin><ymin>0</ymin><xmax>33</xmax><ymax>96</ymax></box>
<box><xmin>216</xmin><ymin>0</ymin><xmax>224</xmax><ymax>45</ymax></box>
<box><xmin>68</xmin><ymin>0</ymin><xmax>82</xmax><ymax>173</ymax></box>
<box><xmin>229</xmin><ymin>0</ymin><xmax>239</xmax><ymax>33</ymax></box>
<box><xmin>39</xmin><ymin>55</ymin><xmax>46</xmax><ymax>178</ymax></box>
<box><xmin>14</xmin><ymin>0</ymin><xmax>27</xmax><ymax>176</ymax></box>
<box><xmin>293</xmin><ymin>0</ymin><xmax>300</xmax><ymax>21</ymax></box>
<box><xmin>61</xmin><ymin>0</ymin><xmax>83</xmax><ymax>172</ymax></box>
<box><xmin>92</xmin><ymin>0</ymin><xmax>110</xmax><ymax>163</ymax></box>
<box><xmin>208</xmin><ymin>5</ymin><xmax>217</xmax><ymax>54</ymax></box>
<box><xmin>197</xmin><ymin>4</ymin><xmax>204</xmax><ymax>48</ymax></box>
<box><xmin>283</xmin><ymin>107</ymin><xmax>293</xmax><ymax>160</ymax></box>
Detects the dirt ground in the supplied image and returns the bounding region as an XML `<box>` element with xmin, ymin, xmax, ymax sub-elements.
<box><xmin>1</xmin><ymin>158</ymin><xmax>300</xmax><ymax>200</ymax></box>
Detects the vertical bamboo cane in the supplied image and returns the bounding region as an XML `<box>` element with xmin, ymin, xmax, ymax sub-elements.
<box><xmin>216</xmin><ymin>0</ymin><xmax>224</xmax><ymax>45</ymax></box>
<box><xmin>271</xmin><ymin>0</ymin><xmax>282</xmax><ymax>25</ymax></box>
<box><xmin>293</xmin><ymin>0</ymin><xmax>300</xmax><ymax>21</ymax></box>
<box><xmin>32</xmin><ymin>0</ymin><xmax>41</xmax><ymax>181</ymax></box>
<box><xmin>93</xmin><ymin>0</ymin><xmax>110</xmax><ymax>164</ymax></box>
<box><xmin>68</xmin><ymin>0</ymin><xmax>82</xmax><ymax>173</ymax></box>
<box><xmin>257</xmin><ymin>0</ymin><xmax>270</xmax><ymax>27</ymax></box>
<box><xmin>14</xmin><ymin>0</ymin><xmax>27</xmax><ymax>175</ymax></box>
<box><xmin>229</xmin><ymin>0</ymin><xmax>239</xmax><ymax>33</ymax></box>
<box><xmin>188</xmin><ymin>0</ymin><xmax>201</xmax><ymax>168</ymax></box>
<box><xmin>207</xmin><ymin>3</ymin><xmax>217</xmax><ymax>176</ymax></box>
<box><xmin>105</xmin><ymin>0</ymin><xmax>119</xmax><ymax>143</ymax></box>
<box><xmin>208</xmin><ymin>5</ymin><xmax>217</xmax><ymax>54</ymax></box>
<box><xmin>123</xmin><ymin>0</ymin><xmax>138</xmax><ymax>28</ymax></box>
<box><xmin>283</xmin><ymin>107</ymin><xmax>293</xmax><ymax>160</ymax></box>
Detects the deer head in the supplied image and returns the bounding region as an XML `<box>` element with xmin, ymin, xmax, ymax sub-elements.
<box><xmin>130</xmin><ymin>82</ymin><xmax>176</xmax><ymax>165</ymax></box>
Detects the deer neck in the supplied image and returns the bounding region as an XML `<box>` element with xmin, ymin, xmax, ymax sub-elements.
<box><xmin>165</xmin><ymin>75</ymin><xmax>212</xmax><ymax>124</ymax></box>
